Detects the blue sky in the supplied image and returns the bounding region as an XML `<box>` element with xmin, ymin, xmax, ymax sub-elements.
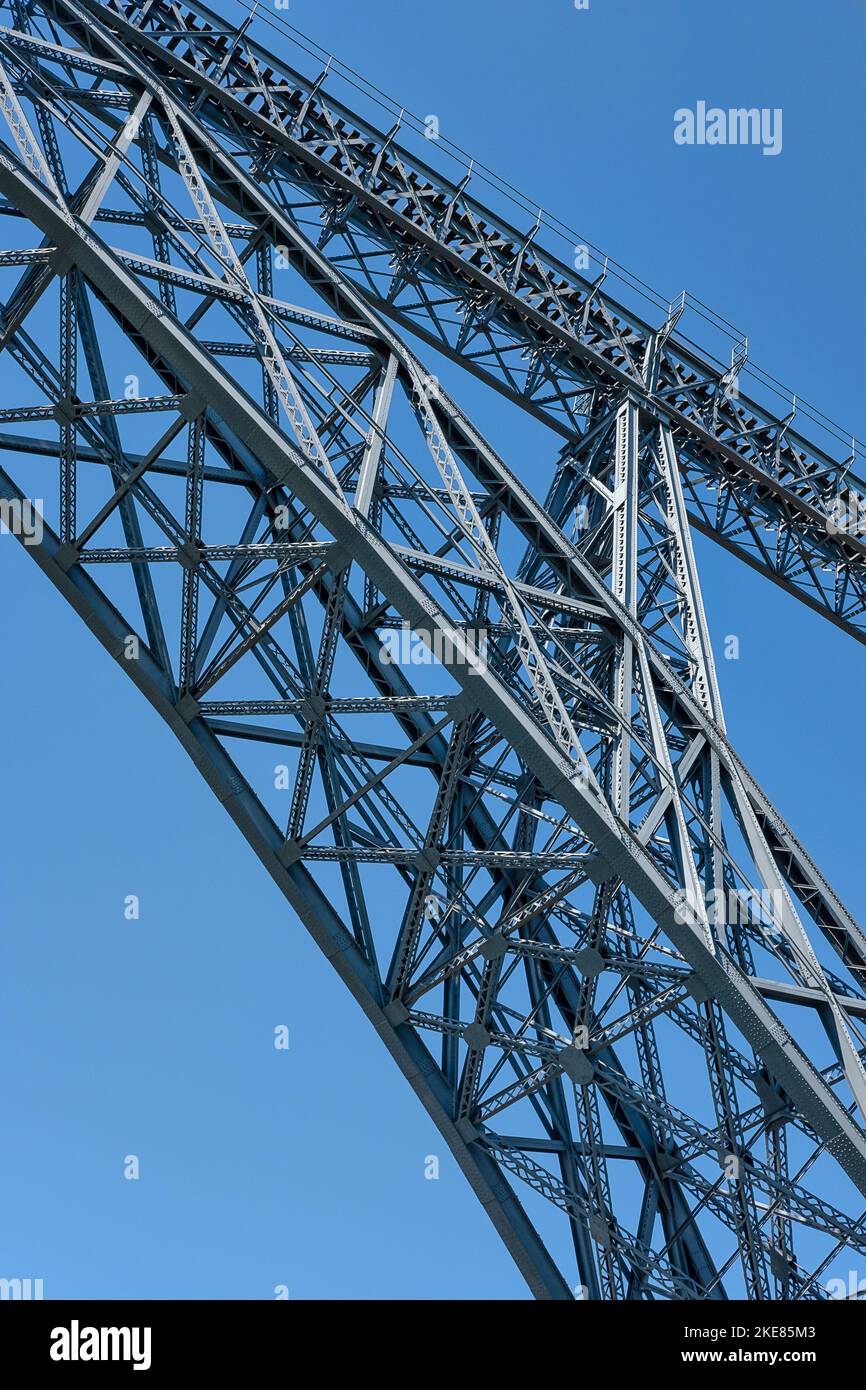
<box><xmin>1</xmin><ymin>0</ymin><xmax>865</xmax><ymax>1299</ymax></box>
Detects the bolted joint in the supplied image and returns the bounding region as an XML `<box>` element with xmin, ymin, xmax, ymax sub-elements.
<box><xmin>52</xmin><ymin>397</ymin><xmax>76</xmax><ymax>426</ymax></box>
<box><xmin>559</xmin><ymin>1044</ymin><xmax>595</xmax><ymax>1085</ymax></box>
<box><xmin>54</xmin><ymin>542</ymin><xmax>79</xmax><ymax>573</ymax></box>
<box><xmin>300</xmin><ymin>693</ymin><xmax>327</xmax><ymax>724</ymax></box>
<box><xmin>574</xmin><ymin>946</ymin><xmax>605</xmax><ymax>979</ymax></box>
<box><xmin>176</xmin><ymin>540</ymin><xmax>202</xmax><ymax>570</ymax></box>
<box><xmin>277</xmin><ymin>839</ymin><xmax>303</xmax><ymax>868</ymax></box>
<box><xmin>463</xmin><ymin>1022</ymin><xmax>490</xmax><ymax>1051</ymax></box>
<box><xmin>684</xmin><ymin>971</ymin><xmax>714</xmax><ymax>1005</ymax></box>
<box><xmin>175</xmin><ymin>692</ymin><xmax>200</xmax><ymax>723</ymax></box>
<box><xmin>384</xmin><ymin>998</ymin><xmax>410</xmax><ymax>1027</ymax></box>
<box><xmin>415</xmin><ymin>846</ymin><xmax>441</xmax><ymax>874</ymax></box>
<box><xmin>479</xmin><ymin>932</ymin><xmax>508</xmax><ymax>962</ymax></box>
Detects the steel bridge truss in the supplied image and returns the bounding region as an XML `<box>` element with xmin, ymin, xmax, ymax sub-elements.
<box><xmin>2</xmin><ymin>0</ymin><xmax>866</xmax><ymax>1300</ymax></box>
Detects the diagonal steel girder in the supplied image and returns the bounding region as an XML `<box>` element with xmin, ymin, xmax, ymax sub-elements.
<box><xmin>3</xmin><ymin>142</ymin><xmax>866</xmax><ymax>1211</ymax></box>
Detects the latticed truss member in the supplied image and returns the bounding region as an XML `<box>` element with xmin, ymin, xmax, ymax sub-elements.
<box><xmin>1</xmin><ymin>0</ymin><xmax>866</xmax><ymax>1300</ymax></box>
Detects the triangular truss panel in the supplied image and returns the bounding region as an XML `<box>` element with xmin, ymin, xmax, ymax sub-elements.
<box><xmin>2</xmin><ymin>0</ymin><xmax>866</xmax><ymax>1299</ymax></box>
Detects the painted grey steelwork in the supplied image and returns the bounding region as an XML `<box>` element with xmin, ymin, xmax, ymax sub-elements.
<box><xmin>1</xmin><ymin>0</ymin><xmax>865</xmax><ymax>1299</ymax></box>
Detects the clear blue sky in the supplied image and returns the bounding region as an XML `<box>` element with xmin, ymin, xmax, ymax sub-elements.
<box><xmin>1</xmin><ymin>0</ymin><xmax>864</xmax><ymax>1299</ymax></box>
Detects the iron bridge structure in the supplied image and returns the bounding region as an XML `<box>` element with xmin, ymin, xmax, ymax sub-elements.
<box><xmin>3</xmin><ymin>0</ymin><xmax>866</xmax><ymax>1301</ymax></box>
